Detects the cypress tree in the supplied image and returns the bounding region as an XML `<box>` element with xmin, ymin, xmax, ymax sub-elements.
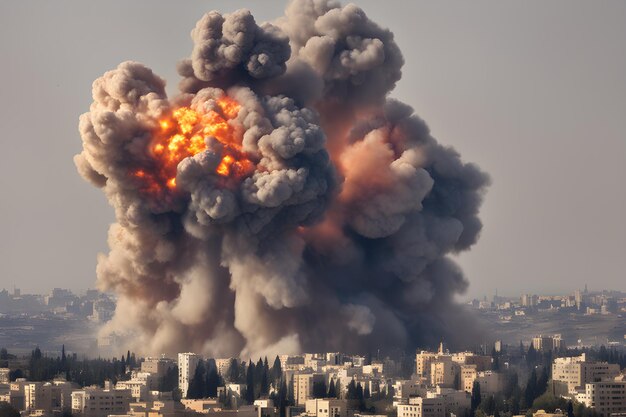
<box><xmin>471</xmin><ymin>381</ymin><xmax>481</xmax><ymax>411</ymax></box>
<box><xmin>328</xmin><ymin>379</ymin><xmax>336</xmax><ymax>398</ymax></box>
<box><xmin>246</xmin><ymin>360</ymin><xmax>255</xmax><ymax>403</ymax></box>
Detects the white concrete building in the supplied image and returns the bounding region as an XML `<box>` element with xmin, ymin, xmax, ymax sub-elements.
<box><xmin>71</xmin><ymin>385</ymin><xmax>132</xmax><ymax>417</ymax></box>
<box><xmin>552</xmin><ymin>354</ymin><xmax>620</xmax><ymax>395</ymax></box>
<box><xmin>398</xmin><ymin>397</ymin><xmax>445</xmax><ymax>417</ymax></box>
<box><xmin>178</xmin><ymin>352</ymin><xmax>200</xmax><ymax>399</ymax></box>
<box><xmin>293</xmin><ymin>374</ymin><xmax>326</xmax><ymax>406</ymax></box>
<box><xmin>305</xmin><ymin>398</ymin><xmax>348</xmax><ymax>417</ymax></box>
<box><xmin>576</xmin><ymin>380</ymin><xmax>626</xmax><ymax>416</ymax></box>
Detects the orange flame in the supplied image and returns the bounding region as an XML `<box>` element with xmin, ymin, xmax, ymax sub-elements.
<box><xmin>133</xmin><ymin>96</ymin><xmax>253</xmax><ymax>193</ymax></box>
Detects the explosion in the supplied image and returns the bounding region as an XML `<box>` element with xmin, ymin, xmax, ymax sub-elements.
<box><xmin>133</xmin><ymin>96</ymin><xmax>253</xmax><ymax>193</ymax></box>
<box><xmin>75</xmin><ymin>1</ymin><xmax>489</xmax><ymax>358</ymax></box>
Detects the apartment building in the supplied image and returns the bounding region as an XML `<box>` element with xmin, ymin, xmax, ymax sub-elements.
<box><xmin>293</xmin><ymin>374</ymin><xmax>326</xmax><ymax>406</ymax></box>
<box><xmin>552</xmin><ymin>354</ymin><xmax>620</xmax><ymax>395</ymax></box>
<box><xmin>576</xmin><ymin>380</ymin><xmax>626</xmax><ymax>416</ymax></box>
<box><xmin>397</xmin><ymin>397</ymin><xmax>445</xmax><ymax>417</ymax></box>
<box><xmin>305</xmin><ymin>398</ymin><xmax>348</xmax><ymax>417</ymax></box>
<box><xmin>71</xmin><ymin>385</ymin><xmax>132</xmax><ymax>417</ymax></box>
<box><xmin>178</xmin><ymin>353</ymin><xmax>200</xmax><ymax>399</ymax></box>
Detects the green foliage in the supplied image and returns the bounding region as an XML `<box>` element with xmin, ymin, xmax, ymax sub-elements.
<box><xmin>226</xmin><ymin>358</ymin><xmax>243</xmax><ymax>384</ymax></box>
<box><xmin>20</xmin><ymin>346</ymin><xmax>136</xmax><ymax>386</ymax></box>
<box><xmin>246</xmin><ymin>360</ymin><xmax>255</xmax><ymax>404</ymax></box>
<box><xmin>159</xmin><ymin>365</ymin><xmax>178</xmax><ymax>392</ymax></box>
<box><xmin>481</xmin><ymin>395</ymin><xmax>496</xmax><ymax>416</ymax></box>
<box><xmin>471</xmin><ymin>381</ymin><xmax>482</xmax><ymax>411</ymax></box>
<box><xmin>270</xmin><ymin>356</ymin><xmax>282</xmax><ymax>388</ymax></box>
<box><xmin>187</xmin><ymin>360</ymin><xmax>207</xmax><ymax>399</ymax></box>
<box><xmin>328</xmin><ymin>379</ymin><xmax>337</xmax><ymax>398</ymax></box>
<box><xmin>0</xmin><ymin>402</ymin><xmax>20</xmax><ymax>417</ymax></box>
<box><xmin>531</xmin><ymin>392</ymin><xmax>568</xmax><ymax>413</ymax></box>
<box><xmin>313</xmin><ymin>380</ymin><xmax>327</xmax><ymax>398</ymax></box>
<box><xmin>187</xmin><ymin>359</ymin><xmax>223</xmax><ymax>399</ymax></box>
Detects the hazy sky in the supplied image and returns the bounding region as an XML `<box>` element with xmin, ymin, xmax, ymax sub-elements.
<box><xmin>1</xmin><ymin>1</ymin><xmax>624</xmax><ymax>299</ymax></box>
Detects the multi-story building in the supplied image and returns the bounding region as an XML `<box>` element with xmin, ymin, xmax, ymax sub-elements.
<box><xmin>460</xmin><ymin>365</ymin><xmax>477</xmax><ymax>393</ymax></box>
<box><xmin>141</xmin><ymin>357</ymin><xmax>175</xmax><ymax>383</ymax></box>
<box><xmin>416</xmin><ymin>352</ymin><xmax>440</xmax><ymax>379</ymax></box>
<box><xmin>532</xmin><ymin>335</ymin><xmax>563</xmax><ymax>352</ymax></box>
<box><xmin>24</xmin><ymin>382</ymin><xmax>53</xmax><ymax>411</ymax></box>
<box><xmin>430</xmin><ymin>359</ymin><xmax>457</xmax><ymax>388</ymax></box>
<box><xmin>0</xmin><ymin>368</ymin><xmax>10</xmax><ymax>384</ymax></box>
<box><xmin>115</xmin><ymin>378</ymin><xmax>149</xmax><ymax>402</ymax></box>
<box><xmin>552</xmin><ymin>354</ymin><xmax>620</xmax><ymax>395</ymax></box>
<box><xmin>305</xmin><ymin>398</ymin><xmax>348</xmax><ymax>417</ymax></box>
<box><xmin>393</xmin><ymin>380</ymin><xmax>428</xmax><ymax>401</ymax></box>
<box><xmin>9</xmin><ymin>379</ymin><xmax>28</xmax><ymax>410</ymax></box>
<box><xmin>576</xmin><ymin>380</ymin><xmax>626</xmax><ymax>416</ymax></box>
<box><xmin>293</xmin><ymin>374</ymin><xmax>326</xmax><ymax>406</ymax></box>
<box><xmin>71</xmin><ymin>385</ymin><xmax>132</xmax><ymax>417</ymax></box>
<box><xmin>216</xmin><ymin>358</ymin><xmax>235</xmax><ymax>378</ymax></box>
<box><xmin>474</xmin><ymin>372</ymin><xmax>503</xmax><ymax>398</ymax></box>
<box><xmin>427</xmin><ymin>387</ymin><xmax>471</xmax><ymax>417</ymax></box>
<box><xmin>397</xmin><ymin>397</ymin><xmax>445</xmax><ymax>417</ymax></box>
<box><xmin>178</xmin><ymin>353</ymin><xmax>200</xmax><ymax>399</ymax></box>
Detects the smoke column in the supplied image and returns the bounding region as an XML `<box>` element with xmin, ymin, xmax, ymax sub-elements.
<box><xmin>75</xmin><ymin>0</ymin><xmax>489</xmax><ymax>358</ymax></box>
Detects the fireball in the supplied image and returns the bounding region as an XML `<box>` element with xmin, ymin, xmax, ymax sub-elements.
<box><xmin>134</xmin><ymin>96</ymin><xmax>253</xmax><ymax>193</ymax></box>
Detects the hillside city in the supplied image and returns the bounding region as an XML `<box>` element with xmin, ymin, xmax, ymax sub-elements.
<box><xmin>1</xmin><ymin>286</ymin><xmax>625</xmax><ymax>417</ymax></box>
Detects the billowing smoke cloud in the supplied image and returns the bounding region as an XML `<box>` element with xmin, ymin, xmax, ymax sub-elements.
<box><xmin>75</xmin><ymin>0</ymin><xmax>489</xmax><ymax>358</ymax></box>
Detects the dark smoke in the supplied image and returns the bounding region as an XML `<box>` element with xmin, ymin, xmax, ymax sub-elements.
<box><xmin>75</xmin><ymin>0</ymin><xmax>489</xmax><ymax>358</ymax></box>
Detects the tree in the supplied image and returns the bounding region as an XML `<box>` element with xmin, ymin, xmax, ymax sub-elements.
<box><xmin>346</xmin><ymin>380</ymin><xmax>357</xmax><ymax>400</ymax></box>
<box><xmin>471</xmin><ymin>381</ymin><xmax>481</xmax><ymax>412</ymax></box>
<box><xmin>0</xmin><ymin>402</ymin><xmax>20</xmax><ymax>417</ymax></box>
<box><xmin>227</xmin><ymin>358</ymin><xmax>240</xmax><ymax>383</ymax></box>
<box><xmin>567</xmin><ymin>401</ymin><xmax>574</xmax><ymax>417</ymax></box>
<box><xmin>536</xmin><ymin>367</ymin><xmax>549</xmax><ymax>397</ymax></box>
<box><xmin>526</xmin><ymin>345</ymin><xmax>537</xmax><ymax>367</ymax></box>
<box><xmin>261</xmin><ymin>358</ymin><xmax>270</xmax><ymax>396</ymax></box>
<box><xmin>159</xmin><ymin>365</ymin><xmax>179</xmax><ymax>392</ymax></box>
<box><xmin>481</xmin><ymin>395</ymin><xmax>495</xmax><ymax>416</ymax></box>
<box><xmin>355</xmin><ymin>383</ymin><xmax>365</xmax><ymax>411</ymax></box>
<box><xmin>277</xmin><ymin>378</ymin><xmax>289</xmax><ymax>417</ymax></box>
<box><xmin>313</xmin><ymin>380</ymin><xmax>327</xmax><ymax>398</ymax></box>
<box><xmin>187</xmin><ymin>360</ymin><xmax>207</xmax><ymax>399</ymax></box>
<box><xmin>246</xmin><ymin>360</ymin><xmax>256</xmax><ymax>404</ymax></box>
<box><xmin>271</xmin><ymin>356</ymin><xmax>282</xmax><ymax>387</ymax></box>
<box><xmin>328</xmin><ymin>379</ymin><xmax>337</xmax><ymax>398</ymax></box>
<box><xmin>206</xmin><ymin>362</ymin><xmax>220</xmax><ymax>398</ymax></box>
<box><xmin>386</xmin><ymin>383</ymin><xmax>394</xmax><ymax>400</ymax></box>
<box><xmin>524</xmin><ymin>369</ymin><xmax>538</xmax><ymax>409</ymax></box>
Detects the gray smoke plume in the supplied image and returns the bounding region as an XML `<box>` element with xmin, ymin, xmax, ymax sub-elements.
<box><xmin>75</xmin><ymin>0</ymin><xmax>489</xmax><ymax>358</ymax></box>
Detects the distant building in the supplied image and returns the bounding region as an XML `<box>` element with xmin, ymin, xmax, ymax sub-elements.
<box><xmin>552</xmin><ymin>354</ymin><xmax>620</xmax><ymax>395</ymax></box>
<box><xmin>178</xmin><ymin>353</ymin><xmax>200</xmax><ymax>399</ymax></box>
<box><xmin>0</xmin><ymin>368</ymin><xmax>10</xmax><ymax>384</ymax></box>
<box><xmin>293</xmin><ymin>373</ymin><xmax>326</xmax><ymax>406</ymax></box>
<box><xmin>576</xmin><ymin>380</ymin><xmax>626</xmax><ymax>416</ymax></box>
<box><xmin>305</xmin><ymin>398</ymin><xmax>348</xmax><ymax>417</ymax></box>
<box><xmin>398</xmin><ymin>397</ymin><xmax>445</xmax><ymax>417</ymax></box>
<box><xmin>216</xmin><ymin>358</ymin><xmax>234</xmax><ymax>378</ymax></box>
<box><xmin>532</xmin><ymin>335</ymin><xmax>563</xmax><ymax>352</ymax></box>
<box><xmin>430</xmin><ymin>359</ymin><xmax>456</xmax><ymax>388</ymax></box>
<box><xmin>71</xmin><ymin>384</ymin><xmax>132</xmax><ymax>417</ymax></box>
<box><xmin>181</xmin><ymin>398</ymin><xmax>220</xmax><ymax>413</ymax></box>
<box><xmin>427</xmin><ymin>387</ymin><xmax>471</xmax><ymax>417</ymax></box>
<box><xmin>474</xmin><ymin>371</ymin><xmax>504</xmax><ymax>398</ymax></box>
